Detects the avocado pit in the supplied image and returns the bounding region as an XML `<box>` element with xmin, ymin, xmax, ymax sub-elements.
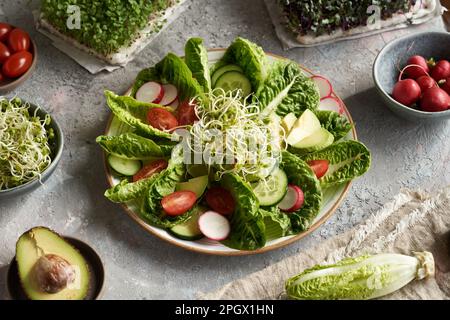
<box><xmin>33</xmin><ymin>254</ymin><xmax>76</xmax><ymax>294</ymax></box>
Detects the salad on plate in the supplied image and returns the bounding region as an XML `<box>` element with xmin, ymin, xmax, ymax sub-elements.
<box><xmin>96</xmin><ymin>37</ymin><xmax>371</xmax><ymax>251</ymax></box>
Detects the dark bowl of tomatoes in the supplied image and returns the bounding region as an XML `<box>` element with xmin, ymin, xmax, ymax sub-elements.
<box><xmin>0</xmin><ymin>23</ymin><xmax>37</xmax><ymax>94</ymax></box>
<box><xmin>373</xmin><ymin>31</ymin><xmax>450</xmax><ymax>122</ymax></box>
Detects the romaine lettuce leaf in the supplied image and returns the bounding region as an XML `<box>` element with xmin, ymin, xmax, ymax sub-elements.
<box><xmin>96</xmin><ymin>133</ymin><xmax>172</xmax><ymax>160</ymax></box>
<box><xmin>213</xmin><ymin>37</ymin><xmax>268</xmax><ymax>93</ymax></box>
<box><xmin>301</xmin><ymin>141</ymin><xmax>371</xmax><ymax>189</ymax></box>
<box><xmin>315</xmin><ymin>110</ymin><xmax>353</xmax><ymax>141</ymax></box>
<box><xmin>105</xmin><ymin>175</ymin><xmax>159</xmax><ymax>203</ymax></box>
<box><xmin>105</xmin><ymin>90</ymin><xmax>173</xmax><ymax>140</ymax></box>
<box><xmin>141</xmin><ymin>145</ymin><xmax>192</xmax><ymax>228</ymax></box>
<box><xmin>220</xmin><ymin>173</ymin><xmax>266</xmax><ymax>251</ymax></box>
<box><xmin>185</xmin><ymin>38</ymin><xmax>211</xmax><ymax>93</ymax></box>
<box><xmin>281</xmin><ymin>151</ymin><xmax>322</xmax><ymax>232</ymax></box>
<box><xmin>256</xmin><ymin>62</ymin><xmax>320</xmax><ymax>118</ymax></box>
<box><xmin>260</xmin><ymin>206</ymin><xmax>292</xmax><ymax>240</ymax></box>
<box><xmin>131</xmin><ymin>53</ymin><xmax>205</xmax><ymax>102</ymax></box>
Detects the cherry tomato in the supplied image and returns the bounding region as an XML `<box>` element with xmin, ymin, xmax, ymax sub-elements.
<box><xmin>147</xmin><ymin>107</ymin><xmax>178</xmax><ymax>131</ymax></box>
<box><xmin>0</xmin><ymin>71</ymin><xmax>4</xmax><ymax>82</ymax></box>
<box><xmin>307</xmin><ymin>160</ymin><xmax>329</xmax><ymax>179</ymax></box>
<box><xmin>0</xmin><ymin>23</ymin><xmax>13</xmax><ymax>42</ymax></box>
<box><xmin>0</xmin><ymin>42</ymin><xmax>11</xmax><ymax>64</ymax></box>
<box><xmin>177</xmin><ymin>100</ymin><xmax>198</xmax><ymax>126</ymax></box>
<box><xmin>7</xmin><ymin>28</ymin><xmax>30</xmax><ymax>53</ymax></box>
<box><xmin>2</xmin><ymin>51</ymin><xmax>32</xmax><ymax>78</ymax></box>
<box><xmin>205</xmin><ymin>187</ymin><xmax>235</xmax><ymax>215</ymax></box>
<box><xmin>133</xmin><ymin>159</ymin><xmax>168</xmax><ymax>182</ymax></box>
<box><xmin>161</xmin><ymin>191</ymin><xmax>197</xmax><ymax>216</ymax></box>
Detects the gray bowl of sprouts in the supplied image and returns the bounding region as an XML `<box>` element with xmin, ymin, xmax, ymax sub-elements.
<box><xmin>0</xmin><ymin>97</ymin><xmax>63</xmax><ymax>198</ymax></box>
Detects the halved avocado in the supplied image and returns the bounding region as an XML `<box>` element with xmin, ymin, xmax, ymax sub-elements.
<box><xmin>15</xmin><ymin>227</ymin><xmax>90</xmax><ymax>300</ymax></box>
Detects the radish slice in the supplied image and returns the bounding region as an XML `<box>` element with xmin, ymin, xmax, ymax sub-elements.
<box><xmin>319</xmin><ymin>97</ymin><xmax>344</xmax><ymax>114</ymax></box>
<box><xmin>198</xmin><ymin>211</ymin><xmax>231</xmax><ymax>241</ymax></box>
<box><xmin>159</xmin><ymin>84</ymin><xmax>178</xmax><ymax>106</ymax></box>
<box><xmin>168</xmin><ymin>98</ymin><xmax>179</xmax><ymax>110</ymax></box>
<box><xmin>278</xmin><ymin>185</ymin><xmax>304</xmax><ymax>213</ymax></box>
<box><xmin>136</xmin><ymin>82</ymin><xmax>164</xmax><ymax>104</ymax></box>
<box><xmin>311</xmin><ymin>76</ymin><xmax>333</xmax><ymax>98</ymax></box>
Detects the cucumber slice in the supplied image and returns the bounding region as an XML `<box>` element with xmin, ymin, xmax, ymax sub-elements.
<box><xmin>252</xmin><ymin>168</ymin><xmax>288</xmax><ymax>206</ymax></box>
<box><xmin>211</xmin><ymin>64</ymin><xmax>243</xmax><ymax>86</ymax></box>
<box><xmin>169</xmin><ymin>206</ymin><xmax>206</xmax><ymax>241</ymax></box>
<box><xmin>108</xmin><ymin>154</ymin><xmax>142</xmax><ymax>176</ymax></box>
<box><xmin>214</xmin><ymin>71</ymin><xmax>252</xmax><ymax>97</ymax></box>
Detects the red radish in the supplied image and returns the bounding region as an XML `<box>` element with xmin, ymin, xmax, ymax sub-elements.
<box><xmin>161</xmin><ymin>191</ymin><xmax>197</xmax><ymax>216</ymax></box>
<box><xmin>431</xmin><ymin>60</ymin><xmax>450</xmax><ymax>81</ymax></box>
<box><xmin>147</xmin><ymin>107</ymin><xmax>178</xmax><ymax>131</ymax></box>
<box><xmin>168</xmin><ymin>99</ymin><xmax>179</xmax><ymax>110</ymax></box>
<box><xmin>278</xmin><ymin>184</ymin><xmax>304</xmax><ymax>213</ymax></box>
<box><xmin>198</xmin><ymin>211</ymin><xmax>231</xmax><ymax>241</ymax></box>
<box><xmin>405</xmin><ymin>56</ymin><xmax>429</xmax><ymax>79</ymax></box>
<box><xmin>205</xmin><ymin>187</ymin><xmax>235</xmax><ymax>215</ymax></box>
<box><xmin>420</xmin><ymin>87</ymin><xmax>450</xmax><ymax>112</ymax></box>
<box><xmin>392</xmin><ymin>79</ymin><xmax>421</xmax><ymax>106</ymax></box>
<box><xmin>136</xmin><ymin>82</ymin><xmax>164</xmax><ymax>104</ymax></box>
<box><xmin>441</xmin><ymin>78</ymin><xmax>450</xmax><ymax>95</ymax></box>
<box><xmin>318</xmin><ymin>96</ymin><xmax>344</xmax><ymax>114</ymax></box>
<box><xmin>415</xmin><ymin>76</ymin><xmax>436</xmax><ymax>92</ymax></box>
<box><xmin>311</xmin><ymin>76</ymin><xmax>333</xmax><ymax>98</ymax></box>
<box><xmin>307</xmin><ymin>160</ymin><xmax>329</xmax><ymax>179</ymax></box>
<box><xmin>159</xmin><ymin>84</ymin><xmax>178</xmax><ymax>106</ymax></box>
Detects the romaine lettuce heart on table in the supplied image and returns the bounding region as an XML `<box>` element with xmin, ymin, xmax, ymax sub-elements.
<box><xmin>97</xmin><ymin>37</ymin><xmax>371</xmax><ymax>251</ymax></box>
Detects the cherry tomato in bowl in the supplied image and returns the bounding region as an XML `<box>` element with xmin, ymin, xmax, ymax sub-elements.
<box><xmin>2</xmin><ymin>51</ymin><xmax>32</xmax><ymax>78</ymax></box>
<box><xmin>7</xmin><ymin>28</ymin><xmax>30</xmax><ymax>53</ymax></box>
<box><xmin>0</xmin><ymin>23</ymin><xmax>12</xmax><ymax>42</ymax></box>
<box><xmin>0</xmin><ymin>42</ymin><xmax>11</xmax><ymax>64</ymax></box>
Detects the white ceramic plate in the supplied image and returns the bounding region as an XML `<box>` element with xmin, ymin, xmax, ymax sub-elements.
<box><xmin>103</xmin><ymin>50</ymin><xmax>356</xmax><ymax>255</ymax></box>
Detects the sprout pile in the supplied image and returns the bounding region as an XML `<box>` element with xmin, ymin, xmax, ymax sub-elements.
<box><xmin>186</xmin><ymin>88</ymin><xmax>286</xmax><ymax>183</ymax></box>
<box><xmin>0</xmin><ymin>98</ymin><xmax>53</xmax><ymax>190</ymax></box>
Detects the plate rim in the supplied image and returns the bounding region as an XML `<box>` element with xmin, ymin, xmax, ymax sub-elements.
<box><xmin>102</xmin><ymin>50</ymin><xmax>357</xmax><ymax>256</ymax></box>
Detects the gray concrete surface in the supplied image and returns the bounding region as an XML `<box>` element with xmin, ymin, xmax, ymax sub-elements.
<box><xmin>0</xmin><ymin>0</ymin><xmax>449</xmax><ymax>300</ymax></box>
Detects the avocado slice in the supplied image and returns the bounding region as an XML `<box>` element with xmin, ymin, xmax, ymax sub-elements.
<box><xmin>176</xmin><ymin>175</ymin><xmax>209</xmax><ymax>198</ymax></box>
<box><xmin>15</xmin><ymin>227</ymin><xmax>90</xmax><ymax>300</ymax></box>
<box><xmin>286</xmin><ymin>109</ymin><xmax>321</xmax><ymax>146</ymax></box>
<box><xmin>292</xmin><ymin>128</ymin><xmax>334</xmax><ymax>150</ymax></box>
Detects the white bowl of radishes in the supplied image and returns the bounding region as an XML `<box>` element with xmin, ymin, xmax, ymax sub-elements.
<box><xmin>373</xmin><ymin>32</ymin><xmax>450</xmax><ymax>121</ymax></box>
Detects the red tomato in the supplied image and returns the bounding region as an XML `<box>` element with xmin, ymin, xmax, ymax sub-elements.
<box><xmin>405</xmin><ymin>55</ymin><xmax>429</xmax><ymax>79</ymax></box>
<box><xmin>161</xmin><ymin>191</ymin><xmax>197</xmax><ymax>216</ymax></box>
<box><xmin>431</xmin><ymin>60</ymin><xmax>450</xmax><ymax>81</ymax></box>
<box><xmin>7</xmin><ymin>28</ymin><xmax>30</xmax><ymax>53</ymax></box>
<box><xmin>205</xmin><ymin>187</ymin><xmax>235</xmax><ymax>215</ymax></box>
<box><xmin>2</xmin><ymin>51</ymin><xmax>32</xmax><ymax>78</ymax></box>
<box><xmin>307</xmin><ymin>160</ymin><xmax>329</xmax><ymax>179</ymax></box>
<box><xmin>147</xmin><ymin>107</ymin><xmax>178</xmax><ymax>131</ymax></box>
<box><xmin>177</xmin><ymin>100</ymin><xmax>198</xmax><ymax>126</ymax></box>
<box><xmin>0</xmin><ymin>42</ymin><xmax>11</xmax><ymax>64</ymax></box>
<box><xmin>0</xmin><ymin>71</ymin><xmax>4</xmax><ymax>82</ymax></box>
<box><xmin>0</xmin><ymin>23</ymin><xmax>13</xmax><ymax>42</ymax></box>
<box><xmin>133</xmin><ymin>159</ymin><xmax>168</xmax><ymax>182</ymax></box>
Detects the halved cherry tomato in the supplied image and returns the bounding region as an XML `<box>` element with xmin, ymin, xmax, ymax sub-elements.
<box><xmin>133</xmin><ymin>159</ymin><xmax>168</xmax><ymax>182</ymax></box>
<box><xmin>0</xmin><ymin>71</ymin><xmax>4</xmax><ymax>82</ymax></box>
<box><xmin>7</xmin><ymin>28</ymin><xmax>30</xmax><ymax>53</ymax></box>
<box><xmin>2</xmin><ymin>51</ymin><xmax>32</xmax><ymax>78</ymax></box>
<box><xmin>147</xmin><ymin>107</ymin><xmax>178</xmax><ymax>131</ymax></box>
<box><xmin>0</xmin><ymin>42</ymin><xmax>11</xmax><ymax>64</ymax></box>
<box><xmin>161</xmin><ymin>191</ymin><xmax>197</xmax><ymax>216</ymax></box>
<box><xmin>0</xmin><ymin>23</ymin><xmax>13</xmax><ymax>42</ymax></box>
<box><xmin>307</xmin><ymin>160</ymin><xmax>329</xmax><ymax>179</ymax></box>
<box><xmin>177</xmin><ymin>100</ymin><xmax>198</xmax><ymax>126</ymax></box>
<box><xmin>205</xmin><ymin>187</ymin><xmax>235</xmax><ymax>215</ymax></box>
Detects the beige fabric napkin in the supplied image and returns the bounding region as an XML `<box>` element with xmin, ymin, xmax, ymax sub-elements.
<box><xmin>200</xmin><ymin>187</ymin><xmax>450</xmax><ymax>300</ymax></box>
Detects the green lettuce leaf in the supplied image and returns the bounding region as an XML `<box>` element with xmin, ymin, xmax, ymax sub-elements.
<box><xmin>185</xmin><ymin>38</ymin><xmax>211</xmax><ymax>93</ymax></box>
<box><xmin>96</xmin><ymin>133</ymin><xmax>172</xmax><ymax>160</ymax></box>
<box><xmin>301</xmin><ymin>141</ymin><xmax>371</xmax><ymax>189</ymax></box>
<box><xmin>131</xmin><ymin>53</ymin><xmax>205</xmax><ymax>101</ymax></box>
<box><xmin>260</xmin><ymin>206</ymin><xmax>292</xmax><ymax>241</ymax></box>
<box><xmin>220</xmin><ymin>174</ymin><xmax>266</xmax><ymax>251</ymax></box>
<box><xmin>105</xmin><ymin>90</ymin><xmax>173</xmax><ymax>140</ymax></box>
<box><xmin>315</xmin><ymin>110</ymin><xmax>353</xmax><ymax>141</ymax></box>
<box><xmin>256</xmin><ymin>62</ymin><xmax>320</xmax><ymax>118</ymax></box>
<box><xmin>141</xmin><ymin>145</ymin><xmax>191</xmax><ymax>228</ymax></box>
<box><xmin>213</xmin><ymin>37</ymin><xmax>268</xmax><ymax>93</ymax></box>
<box><xmin>280</xmin><ymin>151</ymin><xmax>322</xmax><ymax>232</ymax></box>
<box><xmin>105</xmin><ymin>175</ymin><xmax>159</xmax><ymax>203</ymax></box>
